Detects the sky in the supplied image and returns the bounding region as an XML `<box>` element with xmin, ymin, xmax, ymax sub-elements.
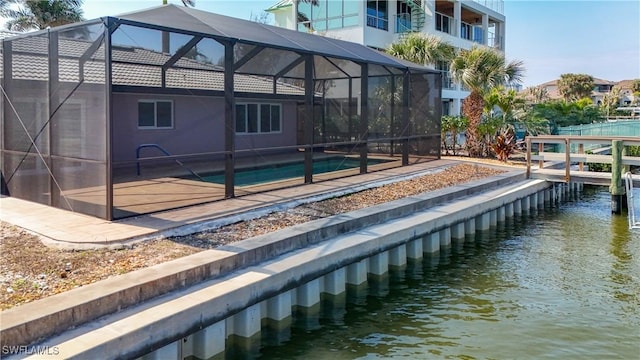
<box><xmin>2</xmin><ymin>0</ymin><xmax>639</xmax><ymax>88</ymax></box>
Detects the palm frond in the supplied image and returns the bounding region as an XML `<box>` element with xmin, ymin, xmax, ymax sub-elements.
<box><xmin>387</xmin><ymin>33</ymin><xmax>455</xmax><ymax>67</ymax></box>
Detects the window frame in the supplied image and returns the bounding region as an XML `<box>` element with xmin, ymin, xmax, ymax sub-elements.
<box><xmin>235</xmin><ymin>103</ymin><xmax>282</xmax><ymax>135</ymax></box>
<box><xmin>137</xmin><ymin>100</ymin><xmax>174</xmax><ymax>129</ymax></box>
<box><xmin>366</xmin><ymin>0</ymin><xmax>389</xmax><ymax>31</ymax></box>
<box><xmin>297</xmin><ymin>0</ymin><xmax>360</xmax><ymax>32</ymax></box>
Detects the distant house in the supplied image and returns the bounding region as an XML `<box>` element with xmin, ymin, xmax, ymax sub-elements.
<box><xmin>614</xmin><ymin>79</ymin><xmax>639</xmax><ymax>106</ymax></box>
<box><xmin>523</xmin><ymin>77</ymin><xmax>637</xmax><ymax>106</ymax></box>
<box><xmin>1</xmin><ymin>5</ymin><xmax>442</xmax><ymax>220</ymax></box>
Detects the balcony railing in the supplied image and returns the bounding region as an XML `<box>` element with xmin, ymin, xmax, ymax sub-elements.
<box><xmin>461</xmin><ymin>21</ymin><xmax>484</xmax><ymax>44</ymax></box>
<box><xmin>435</xmin><ymin>12</ymin><xmax>454</xmax><ymax>35</ymax></box>
<box><xmin>395</xmin><ymin>13</ymin><xmax>412</xmax><ymax>33</ymax></box>
<box><xmin>488</xmin><ymin>34</ymin><xmax>503</xmax><ymax>50</ymax></box>
<box><xmin>472</xmin><ymin>0</ymin><xmax>504</xmax><ymax>14</ymax></box>
<box><xmin>441</xmin><ymin>72</ymin><xmax>455</xmax><ymax>90</ymax></box>
<box><xmin>367</xmin><ymin>15</ymin><xmax>388</xmax><ymax>31</ymax></box>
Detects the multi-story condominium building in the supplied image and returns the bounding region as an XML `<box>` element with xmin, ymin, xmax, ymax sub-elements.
<box><xmin>267</xmin><ymin>0</ymin><xmax>506</xmax><ymax>116</ymax></box>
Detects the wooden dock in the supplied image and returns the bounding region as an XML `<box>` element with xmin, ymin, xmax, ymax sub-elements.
<box><xmin>525</xmin><ymin>135</ymin><xmax>640</xmax><ymax>187</ymax></box>
<box><xmin>529</xmin><ymin>168</ymin><xmax>640</xmax><ymax>187</ymax></box>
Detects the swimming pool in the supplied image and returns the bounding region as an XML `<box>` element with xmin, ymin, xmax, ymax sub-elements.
<box><xmin>194</xmin><ymin>157</ymin><xmax>391</xmax><ymax>186</ymax></box>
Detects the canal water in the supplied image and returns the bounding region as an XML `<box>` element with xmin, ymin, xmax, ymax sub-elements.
<box><xmin>227</xmin><ymin>186</ymin><xmax>640</xmax><ymax>359</ymax></box>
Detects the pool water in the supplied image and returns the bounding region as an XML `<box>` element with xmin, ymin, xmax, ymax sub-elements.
<box><xmin>198</xmin><ymin>157</ymin><xmax>388</xmax><ymax>186</ymax></box>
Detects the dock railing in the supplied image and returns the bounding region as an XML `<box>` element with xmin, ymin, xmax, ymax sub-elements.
<box><xmin>526</xmin><ymin>135</ymin><xmax>640</xmax><ymax>183</ymax></box>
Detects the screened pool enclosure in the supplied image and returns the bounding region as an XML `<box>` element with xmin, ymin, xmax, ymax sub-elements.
<box><xmin>0</xmin><ymin>5</ymin><xmax>442</xmax><ymax>220</ymax></box>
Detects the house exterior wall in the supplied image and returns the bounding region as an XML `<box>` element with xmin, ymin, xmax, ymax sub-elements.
<box><xmin>111</xmin><ymin>93</ymin><xmax>298</xmax><ymax>162</ymax></box>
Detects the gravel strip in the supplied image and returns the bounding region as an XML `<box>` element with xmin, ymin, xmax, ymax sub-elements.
<box><xmin>0</xmin><ymin>163</ymin><xmax>505</xmax><ymax>310</ymax></box>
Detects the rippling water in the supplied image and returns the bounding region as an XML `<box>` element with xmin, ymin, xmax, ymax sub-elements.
<box><xmin>233</xmin><ymin>186</ymin><xmax>640</xmax><ymax>359</ymax></box>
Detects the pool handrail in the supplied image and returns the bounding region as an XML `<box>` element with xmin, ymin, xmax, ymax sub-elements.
<box><xmin>136</xmin><ymin>144</ymin><xmax>206</xmax><ymax>182</ymax></box>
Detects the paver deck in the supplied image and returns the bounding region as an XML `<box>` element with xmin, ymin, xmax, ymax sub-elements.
<box><xmin>1</xmin><ymin>159</ymin><xmax>466</xmax><ymax>248</ymax></box>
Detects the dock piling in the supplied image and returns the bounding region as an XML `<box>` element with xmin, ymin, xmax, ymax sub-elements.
<box><xmin>610</xmin><ymin>140</ymin><xmax>626</xmax><ymax>214</ymax></box>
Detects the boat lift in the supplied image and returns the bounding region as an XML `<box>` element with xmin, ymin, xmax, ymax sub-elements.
<box><xmin>625</xmin><ymin>172</ymin><xmax>640</xmax><ymax>229</ymax></box>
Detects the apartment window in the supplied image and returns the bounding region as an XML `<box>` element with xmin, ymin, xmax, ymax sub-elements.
<box><xmin>460</xmin><ymin>22</ymin><xmax>472</xmax><ymax>40</ymax></box>
<box><xmin>472</xmin><ymin>26</ymin><xmax>484</xmax><ymax>44</ymax></box>
<box><xmin>297</xmin><ymin>0</ymin><xmax>359</xmax><ymax>32</ymax></box>
<box><xmin>138</xmin><ymin>100</ymin><xmax>173</xmax><ymax>129</ymax></box>
<box><xmin>435</xmin><ymin>12</ymin><xmax>451</xmax><ymax>34</ymax></box>
<box><xmin>236</xmin><ymin>103</ymin><xmax>281</xmax><ymax>134</ymax></box>
<box><xmin>366</xmin><ymin>0</ymin><xmax>388</xmax><ymax>31</ymax></box>
<box><xmin>442</xmin><ymin>100</ymin><xmax>451</xmax><ymax>116</ymax></box>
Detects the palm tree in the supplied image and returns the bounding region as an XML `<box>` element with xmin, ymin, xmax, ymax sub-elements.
<box><xmin>601</xmin><ymin>86</ymin><xmax>620</xmax><ymax>118</ymax></box>
<box><xmin>527</xmin><ymin>86</ymin><xmax>549</xmax><ymax>104</ymax></box>
<box><xmin>484</xmin><ymin>86</ymin><xmax>548</xmax><ymax>147</ymax></box>
<box><xmin>387</xmin><ymin>33</ymin><xmax>456</xmax><ymax>67</ymax></box>
<box><xmin>450</xmin><ymin>46</ymin><xmax>524</xmax><ymax>157</ymax></box>
<box><xmin>492</xmin><ymin>86</ymin><xmax>525</xmax><ymax>124</ymax></box>
<box><xmin>3</xmin><ymin>0</ymin><xmax>84</xmax><ymax>31</ymax></box>
<box><xmin>296</xmin><ymin>0</ymin><xmax>319</xmax><ymax>31</ymax></box>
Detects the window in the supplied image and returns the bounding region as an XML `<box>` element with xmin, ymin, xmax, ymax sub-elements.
<box><xmin>460</xmin><ymin>22</ymin><xmax>472</xmax><ymax>40</ymax></box>
<box><xmin>436</xmin><ymin>12</ymin><xmax>451</xmax><ymax>34</ymax></box>
<box><xmin>236</xmin><ymin>103</ymin><xmax>281</xmax><ymax>134</ymax></box>
<box><xmin>367</xmin><ymin>0</ymin><xmax>388</xmax><ymax>31</ymax></box>
<box><xmin>55</xmin><ymin>103</ymin><xmax>84</xmax><ymax>157</ymax></box>
<box><xmin>138</xmin><ymin>100</ymin><xmax>173</xmax><ymax>129</ymax></box>
<box><xmin>297</xmin><ymin>0</ymin><xmax>359</xmax><ymax>32</ymax></box>
<box><xmin>472</xmin><ymin>26</ymin><xmax>484</xmax><ymax>44</ymax></box>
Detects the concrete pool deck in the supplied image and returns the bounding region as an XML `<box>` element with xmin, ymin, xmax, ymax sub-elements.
<box><xmin>0</xmin><ymin>159</ymin><xmax>503</xmax><ymax>249</ymax></box>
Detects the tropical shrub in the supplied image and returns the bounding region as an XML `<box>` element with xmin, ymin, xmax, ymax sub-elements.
<box><xmin>491</xmin><ymin>126</ymin><xmax>517</xmax><ymax>162</ymax></box>
<box><xmin>441</xmin><ymin>115</ymin><xmax>468</xmax><ymax>155</ymax></box>
<box><xmin>476</xmin><ymin>115</ymin><xmax>503</xmax><ymax>157</ymax></box>
<box><xmin>527</xmin><ymin>100</ymin><xmax>604</xmax><ymax>133</ymax></box>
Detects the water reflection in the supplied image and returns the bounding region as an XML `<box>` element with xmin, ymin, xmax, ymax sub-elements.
<box><xmin>610</xmin><ymin>190</ymin><xmax>640</xmax><ymax>312</ymax></box>
<box><xmin>220</xmin><ymin>187</ymin><xmax>640</xmax><ymax>359</ymax></box>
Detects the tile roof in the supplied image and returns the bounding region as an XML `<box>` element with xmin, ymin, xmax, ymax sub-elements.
<box><xmin>3</xmin><ymin>34</ymin><xmax>307</xmax><ymax>95</ymax></box>
<box><xmin>0</xmin><ymin>30</ymin><xmax>22</xmax><ymax>40</ymax></box>
<box><xmin>614</xmin><ymin>79</ymin><xmax>638</xmax><ymax>90</ymax></box>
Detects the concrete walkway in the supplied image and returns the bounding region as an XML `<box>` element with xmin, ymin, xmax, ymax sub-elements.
<box><xmin>1</xmin><ymin>159</ymin><xmax>473</xmax><ymax>249</ymax></box>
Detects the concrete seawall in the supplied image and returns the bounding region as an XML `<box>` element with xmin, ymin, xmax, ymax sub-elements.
<box><xmin>0</xmin><ymin>170</ymin><xmax>526</xmax><ymax>350</ymax></box>
<box><xmin>8</xmin><ymin>178</ymin><xmax>584</xmax><ymax>359</ymax></box>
